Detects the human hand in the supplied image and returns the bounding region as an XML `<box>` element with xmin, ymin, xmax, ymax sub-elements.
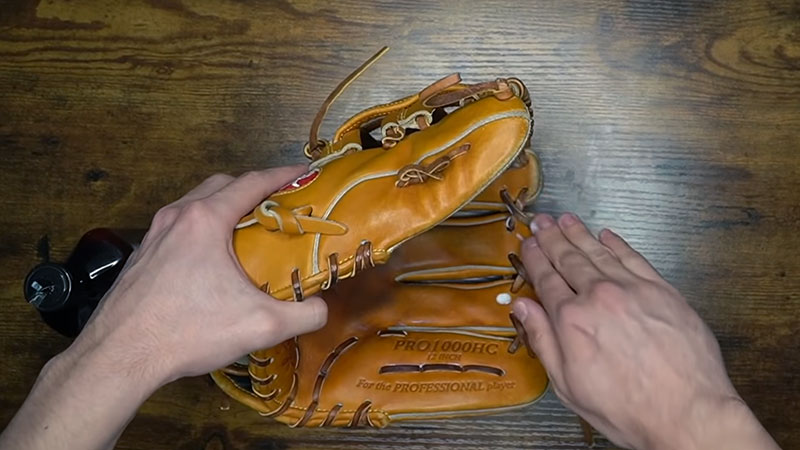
<box><xmin>512</xmin><ymin>213</ymin><xmax>778</xmax><ymax>450</ymax></box>
<box><xmin>70</xmin><ymin>166</ymin><xmax>328</xmax><ymax>385</ymax></box>
<box><xmin>1</xmin><ymin>166</ymin><xmax>330</xmax><ymax>450</ymax></box>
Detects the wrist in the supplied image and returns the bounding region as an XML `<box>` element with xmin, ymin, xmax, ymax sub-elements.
<box><xmin>55</xmin><ymin>327</ymin><xmax>170</xmax><ymax>398</ymax></box>
<box><xmin>63</xmin><ymin>286</ymin><xmax>180</xmax><ymax>389</ymax></box>
<box><xmin>649</xmin><ymin>395</ymin><xmax>777</xmax><ymax>450</ymax></box>
<box><xmin>692</xmin><ymin>396</ymin><xmax>777</xmax><ymax>450</ymax></box>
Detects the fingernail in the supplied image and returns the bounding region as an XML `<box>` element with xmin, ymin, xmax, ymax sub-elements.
<box><xmin>512</xmin><ymin>300</ymin><xmax>528</xmax><ymax>321</ymax></box>
<box><xmin>523</xmin><ymin>236</ymin><xmax>538</xmax><ymax>248</ymax></box>
<box><xmin>559</xmin><ymin>213</ymin><xmax>578</xmax><ymax>227</ymax></box>
<box><xmin>533</xmin><ymin>214</ymin><xmax>555</xmax><ymax>231</ymax></box>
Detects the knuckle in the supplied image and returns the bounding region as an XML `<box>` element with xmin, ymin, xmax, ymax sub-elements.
<box><xmin>151</xmin><ymin>206</ymin><xmax>179</xmax><ymax>229</ymax></box>
<box><xmin>562</xmin><ymin>220</ymin><xmax>588</xmax><ymax>236</ymax></box>
<box><xmin>239</xmin><ymin>170</ymin><xmax>262</xmax><ymax>182</ymax></box>
<box><xmin>181</xmin><ymin>200</ymin><xmax>212</xmax><ymax>221</ymax></box>
<box><xmin>556</xmin><ymin>251</ymin><xmax>585</xmax><ymax>270</ymax></box>
<box><xmin>174</xmin><ymin>201</ymin><xmax>216</xmax><ymax>233</ymax></box>
<box><xmin>257</xmin><ymin>308</ymin><xmax>283</xmax><ymax>341</ymax></box>
<box><xmin>619</xmin><ymin>245</ymin><xmax>642</xmax><ymax>260</ymax></box>
<box><xmin>555</xmin><ymin>301</ymin><xmax>584</xmax><ymax>324</ymax></box>
<box><xmin>587</xmin><ymin>246</ymin><xmax>614</xmax><ymax>261</ymax></box>
<box><xmin>596</xmin><ymin>293</ymin><xmax>626</xmax><ymax>313</ymax></box>
<box><xmin>535</xmin><ymin>226</ymin><xmax>560</xmax><ymax>242</ymax></box>
<box><xmin>205</xmin><ymin>172</ymin><xmax>233</xmax><ymax>185</ymax></box>
<box><xmin>308</xmin><ymin>299</ymin><xmax>328</xmax><ymax>329</ymax></box>
<box><xmin>587</xmin><ymin>281</ymin><xmax>631</xmax><ymax>314</ymax></box>
<box><xmin>539</xmin><ymin>272</ymin><xmax>563</xmax><ymax>290</ymax></box>
<box><xmin>588</xmin><ymin>280</ymin><xmax>624</xmax><ymax>300</ymax></box>
<box><xmin>641</xmin><ymin>280</ymin><xmax>673</xmax><ymax>300</ymax></box>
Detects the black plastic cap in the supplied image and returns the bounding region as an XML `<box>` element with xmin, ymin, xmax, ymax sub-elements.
<box><xmin>24</xmin><ymin>263</ymin><xmax>72</xmax><ymax>312</ymax></box>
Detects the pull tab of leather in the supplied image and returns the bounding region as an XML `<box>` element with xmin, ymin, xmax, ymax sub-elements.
<box><xmin>423</xmin><ymin>78</ymin><xmax>513</xmax><ymax>108</ymax></box>
<box><xmin>419</xmin><ymin>73</ymin><xmax>462</xmax><ymax>102</ymax></box>
<box><xmin>307</xmin><ymin>47</ymin><xmax>390</xmax><ymax>158</ymax></box>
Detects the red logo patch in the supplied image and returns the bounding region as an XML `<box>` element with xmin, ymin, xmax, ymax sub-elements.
<box><xmin>276</xmin><ymin>168</ymin><xmax>320</xmax><ymax>193</ymax></box>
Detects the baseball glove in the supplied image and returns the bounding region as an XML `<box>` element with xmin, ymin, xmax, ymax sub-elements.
<box><xmin>211</xmin><ymin>48</ymin><xmax>544</xmax><ymax>426</ymax></box>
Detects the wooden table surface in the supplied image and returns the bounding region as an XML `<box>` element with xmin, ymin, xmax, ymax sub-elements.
<box><xmin>1</xmin><ymin>1</ymin><xmax>798</xmax><ymax>448</ymax></box>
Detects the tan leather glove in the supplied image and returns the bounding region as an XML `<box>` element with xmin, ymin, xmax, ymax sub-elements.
<box><xmin>212</xmin><ymin>48</ymin><xmax>542</xmax><ymax>426</ymax></box>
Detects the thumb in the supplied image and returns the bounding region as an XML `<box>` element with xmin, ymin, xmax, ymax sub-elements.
<box><xmin>266</xmin><ymin>295</ymin><xmax>328</xmax><ymax>343</ymax></box>
<box><xmin>513</xmin><ymin>297</ymin><xmax>564</xmax><ymax>384</ymax></box>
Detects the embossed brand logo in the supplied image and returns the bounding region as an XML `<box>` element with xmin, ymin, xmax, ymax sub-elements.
<box><xmin>393</xmin><ymin>339</ymin><xmax>499</xmax><ymax>355</ymax></box>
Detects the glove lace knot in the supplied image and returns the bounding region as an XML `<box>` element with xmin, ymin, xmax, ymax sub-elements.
<box><xmin>380</xmin><ymin>110</ymin><xmax>434</xmax><ymax>149</ymax></box>
<box><xmin>395</xmin><ymin>143</ymin><xmax>470</xmax><ymax>187</ymax></box>
<box><xmin>500</xmin><ymin>187</ymin><xmax>532</xmax><ymax>228</ymax></box>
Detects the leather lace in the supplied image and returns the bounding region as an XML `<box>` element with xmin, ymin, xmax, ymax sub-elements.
<box><xmin>305</xmin><ymin>47</ymin><xmax>390</xmax><ymax>159</ymax></box>
<box><xmin>291</xmin><ymin>241</ymin><xmax>375</xmax><ymax>302</ymax></box>
<box><xmin>396</xmin><ymin>144</ymin><xmax>470</xmax><ymax>187</ymax></box>
<box><xmin>500</xmin><ymin>187</ymin><xmax>537</xmax><ymax>356</ymax></box>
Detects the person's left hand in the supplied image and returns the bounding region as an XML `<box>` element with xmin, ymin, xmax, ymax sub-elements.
<box><xmin>70</xmin><ymin>166</ymin><xmax>328</xmax><ymax>385</ymax></box>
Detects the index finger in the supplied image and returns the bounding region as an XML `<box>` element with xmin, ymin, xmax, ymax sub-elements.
<box><xmin>520</xmin><ymin>236</ymin><xmax>576</xmax><ymax>315</ymax></box>
<box><xmin>176</xmin><ymin>173</ymin><xmax>235</xmax><ymax>205</ymax></box>
<box><xmin>208</xmin><ymin>164</ymin><xmax>309</xmax><ymax>224</ymax></box>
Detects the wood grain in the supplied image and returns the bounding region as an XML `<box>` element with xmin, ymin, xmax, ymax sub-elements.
<box><xmin>1</xmin><ymin>0</ymin><xmax>798</xmax><ymax>448</ymax></box>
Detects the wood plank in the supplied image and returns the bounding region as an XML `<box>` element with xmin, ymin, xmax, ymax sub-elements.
<box><xmin>1</xmin><ymin>0</ymin><xmax>798</xmax><ymax>447</ymax></box>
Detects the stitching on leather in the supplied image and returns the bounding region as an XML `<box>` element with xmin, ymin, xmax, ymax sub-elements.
<box><xmin>250</xmin><ymin>340</ymin><xmax>299</xmax><ymax>408</ymax></box>
<box><xmin>311</xmin><ymin>170</ymin><xmax>397</xmax><ymax>272</ymax></box>
<box><xmin>248</xmin><ymin>337</ymin><xmax>391</xmax><ymax>421</ymax></box>
<box><xmin>295</xmin><ymin>336</ymin><xmax>360</xmax><ymax>426</ymax></box>
<box><xmin>281</xmin><ymin>405</ymin><xmax>390</xmax><ymax>422</ymax></box>
<box><xmin>270</xmin><ymin>248</ymin><xmax>389</xmax><ymax>295</ymax></box>
<box><xmin>337</xmin><ymin>110</ymin><xmax>389</xmax><ymax>136</ymax></box>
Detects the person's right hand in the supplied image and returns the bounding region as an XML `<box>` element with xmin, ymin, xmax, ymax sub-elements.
<box><xmin>512</xmin><ymin>213</ymin><xmax>779</xmax><ymax>450</ymax></box>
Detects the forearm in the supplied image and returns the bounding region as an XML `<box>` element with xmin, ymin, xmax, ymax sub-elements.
<box><xmin>0</xmin><ymin>340</ymin><xmax>164</xmax><ymax>450</ymax></box>
<box><xmin>650</xmin><ymin>396</ymin><xmax>780</xmax><ymax>450</ymax></box>
<box><xmin>691</xmin><ymin>398</ymin><xmax>779</xmax><ymax>450</ymax></box>
<box><xmin>1</xmin><ymin>168</ymin><xmax>328</xmax><ymax>449</ymax></box>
